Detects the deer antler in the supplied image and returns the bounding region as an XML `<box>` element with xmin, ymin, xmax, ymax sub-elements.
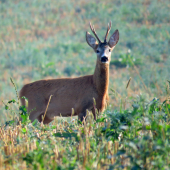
<box><xmin>104</xmin><ymin>21</ymin><xmax>112</xmax><ymax>43</ymax></box>
<box><xmin>89</xmin><ymin>22</ymin><xmax>101</xmax><ymax>43</ymax></box>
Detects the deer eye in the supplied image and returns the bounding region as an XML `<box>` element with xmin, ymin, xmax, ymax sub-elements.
<box><xmin>96</xmin><ymin>50</ymin><xmax>100</xmax><ymax>53</ymax></box>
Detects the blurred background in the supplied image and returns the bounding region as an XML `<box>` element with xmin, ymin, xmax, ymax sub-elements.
<box><xmin>0</xmin><ymin>0</ymin><xmax>170</xmax><ymax>123</ymax></box>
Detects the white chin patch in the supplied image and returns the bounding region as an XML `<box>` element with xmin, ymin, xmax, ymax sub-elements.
<box><xmin>101</xmin><ymin>61</ymin><xmax>109</xmax><ymax>64</ymax></box>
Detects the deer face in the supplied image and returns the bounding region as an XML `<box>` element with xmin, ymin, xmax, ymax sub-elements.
<box><xmin>95</xmin><ymin>43</ymin><xmax>112</xmax><ymax>64</ymax></box>
<box><xmin>86</xmin><ymin>22</ymin><xmax>119</xmax><ymax>65</ymax></box>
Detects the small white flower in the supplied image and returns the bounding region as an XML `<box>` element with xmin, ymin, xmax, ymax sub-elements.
<box><xmin>128</xmin><ymin>49</ymin><xmax>131</xmax><ymax>53</ymax></box>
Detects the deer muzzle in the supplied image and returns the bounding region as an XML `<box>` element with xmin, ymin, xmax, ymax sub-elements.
<box><xmin>101</xmin><ymin>56</ymin><xmax>108</xmax><ymax>63</ymax></box>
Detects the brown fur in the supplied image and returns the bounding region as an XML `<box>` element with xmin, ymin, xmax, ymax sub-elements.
<box><xmin>20</xmin><ymin>64</ymin><xmax>108</xmax><ymax>123</ymax></box>
<box><xmin>19</xmin><ymin>23</ymin><xmax>119</xmax><ymax>123</ymax></box>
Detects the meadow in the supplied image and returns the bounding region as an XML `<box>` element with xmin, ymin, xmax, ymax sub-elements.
<box><xmin>0</xmin><ymin>0</ymin><xmax>170</xmax><ymax>169</ymax></box>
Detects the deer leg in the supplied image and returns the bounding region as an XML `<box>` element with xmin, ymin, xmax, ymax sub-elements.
<box><xmin>78</xmin><ymin>112</ymin><xmax>87</xmax><ymax>122</ymax></box>
<box><xmin>37</xmin><ymin>113</ymin><xmax>53</xmax><ymax>124</ymax></box>
<box><xmin>43</xmin><ymin>117</ymin><xmax>53</xmax><ymax>124</ymax></box>
<box><xmin>28</xmin><ymin>110</ymin><xmax>41</xmax><ymax>122</ymax></box>
<box><xmin>92</xmin><ymin>108</ymin><xmax>96</xmax><ymax>120</ymax></box>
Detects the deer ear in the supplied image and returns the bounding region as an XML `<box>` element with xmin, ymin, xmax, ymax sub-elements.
<box><xmin>86</xmin><ymin>32</ymin><xmax>98</xmax><ymax>50</ymax></box>
<box><xmin>108</xmin><ymin>29</ymin><xmax>119</xmax><ymax>49</ymax></box>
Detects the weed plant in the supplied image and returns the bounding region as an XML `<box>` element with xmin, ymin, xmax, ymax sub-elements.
<box><xmin>0</xmin><ymin>82</ymin><xmax>170</xmax><ymax>169</ymax></box>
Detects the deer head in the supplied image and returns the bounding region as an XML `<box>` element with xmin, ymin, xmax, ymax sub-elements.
<box><xmin>86</xmin><ymin>22</ymin><xmax>119</xmax><ymax>64</ymax></box>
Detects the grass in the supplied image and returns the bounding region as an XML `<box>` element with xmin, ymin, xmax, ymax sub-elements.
<box><xmin>0</xmin><ymin>0</ymin><xmax>170</xmax><ymax>169</ymax></box>
<box><xmin>0</xmin><ymin>92</ymin><xmax>170</xmax><ymax>169</ymax></box>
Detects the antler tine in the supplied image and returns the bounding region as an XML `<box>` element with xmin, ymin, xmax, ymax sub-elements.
<box><xmin>104</xmin><ymin>21</ymin><xmax>112</xmax><ymax>43</ymax></box>
<box><xmin>89</xmin><ymin>22</ymin><xmax>101</xmax><ymax>43</ymax></box>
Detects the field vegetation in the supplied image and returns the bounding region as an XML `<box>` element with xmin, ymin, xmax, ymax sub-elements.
<box><xmin>0</xmin><ymin>0</ymin><xmax>170</xmax><ymax>169</ymax></box>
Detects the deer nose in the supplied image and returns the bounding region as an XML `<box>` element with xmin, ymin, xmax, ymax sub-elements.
<box><xmin>101</xmin><ymin>56</ymin><xmax>108</xmax><ymax>63</ymax></box>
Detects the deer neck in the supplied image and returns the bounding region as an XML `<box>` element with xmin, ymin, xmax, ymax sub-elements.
<box><xmin>93</xmin><ymin>61</ymin><xmax>109</xmax><ymax>96</ymax></box>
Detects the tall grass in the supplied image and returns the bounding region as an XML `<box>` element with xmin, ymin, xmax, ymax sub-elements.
<box><xmin>0</xmin><ymin>90</ymin><xmax>170</xmax><ymax>169</ymax></box>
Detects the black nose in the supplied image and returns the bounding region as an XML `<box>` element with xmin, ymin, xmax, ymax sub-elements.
<box><xmin>101</xmin><ymin>56</ymin><xmax>108</xmax><ymax>63</ymax></box>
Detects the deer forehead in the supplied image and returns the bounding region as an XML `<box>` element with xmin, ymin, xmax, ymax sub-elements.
<box><xmin>97</xmin><ymin>43</ymin><xmax>110</xmax><ymax>50</ymax></box>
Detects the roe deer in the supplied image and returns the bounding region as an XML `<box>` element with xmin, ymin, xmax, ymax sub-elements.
<box><xmin>20</xmin><ymin>22</ymin><xmax>119</xmax><ymax>124</ymax></box>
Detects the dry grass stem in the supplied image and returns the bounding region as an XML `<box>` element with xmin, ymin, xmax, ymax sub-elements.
<box><xmin>42</xmin><ymin>95</ymin><xmax>53</xmax><ymax>123</ymax></box>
